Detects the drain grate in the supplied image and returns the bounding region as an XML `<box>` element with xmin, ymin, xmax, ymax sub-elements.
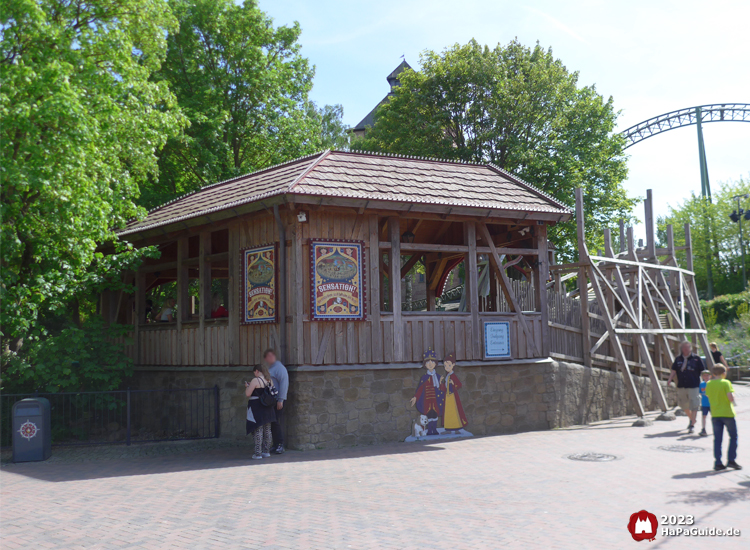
<box><xmin>567</xmin><ymin>452</ymin><xmax>618</xmax><ymax>462</ymax></box>
<box><xmin>657</xmin><ymin>445</ymin><xmax>705</xmax><ymax>453</ymax></box>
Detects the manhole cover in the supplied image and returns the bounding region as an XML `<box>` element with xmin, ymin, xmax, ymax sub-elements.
<box><xmin>567</xmin><ymin>452</ymin><xmax>618</xmax><ymax>462</ymax></box>
<box><xmin>658</xmin><ymin>445</ymin><xmax>705</xmax><ymax>453</ymax></box>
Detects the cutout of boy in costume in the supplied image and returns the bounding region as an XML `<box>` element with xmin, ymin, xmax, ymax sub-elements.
<box><xmin>410</xmin><ymin>348</ymin><xmax>445</xmax><ymax>436</ymax></box>
<box><xmin>440</xmin><ymin>352</ymin><xmax>468</xmax><ymax>433</ymax></box>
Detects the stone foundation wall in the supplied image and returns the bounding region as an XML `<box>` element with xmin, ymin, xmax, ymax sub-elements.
<box><xmin>130</xmin><ymin>360</ymin><xmax>677</xmax><ymax>450</ymax></box>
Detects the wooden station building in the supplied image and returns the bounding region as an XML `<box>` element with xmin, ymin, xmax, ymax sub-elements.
<box><xmin>112</xmin><ymin>150</ymin><xmax>671</xmax><ymax>449</ymax></box>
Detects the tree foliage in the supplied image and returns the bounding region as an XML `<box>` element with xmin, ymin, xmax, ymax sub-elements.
<box><xmin>658</xmin><ymin>176</ymin><xmax>749</xmax><ymax>297</ymax></box>
<box><xmin>1</xmin><ymin>0</ymin><xmax>185</xmax><ymax>346</ymax></box>
<box><xmin>144</xmin><ymin>0</ymin><xmax>339</xmax><ymax>209</ymax></box>
<box><xmin>354</xmin><ymin>40</ymin><xmax>636</xmax><ymax>259</ymax></box>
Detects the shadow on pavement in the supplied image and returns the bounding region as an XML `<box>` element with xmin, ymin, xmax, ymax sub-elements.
<box><xmin>672</xmin><ymin>470</ymin><xmax>726</xmax><ymax>480</ymax></box>
<box><xmin>0</xmin><ymin>440</ymin><xmax>447</xmax><ymax>483</ymax></box>
<box><xmin>667</xmin><ymin>486</ymin><xmax>750</xmax><ymax>505</ymax></box>
<box><xmin>643</xmin><ymin>430</ymin><xmax>692</xmax><ymax>439</ymax></box>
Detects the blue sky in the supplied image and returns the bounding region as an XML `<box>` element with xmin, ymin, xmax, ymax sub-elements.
<box><xmin>261</xmin><ymin>0</ymin><xmax>750</xmax><ymax>238</ymax></box>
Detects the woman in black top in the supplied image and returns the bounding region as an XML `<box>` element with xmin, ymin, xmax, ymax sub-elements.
<box><xmin>245</xmin><ymin>364</ymin><xmax>276</xmax><ymax>459</ymax></box>
<box><xmin>710</xmin><ymin>342</ymin><xmax>729</xmax><ymax>368</ymax></box>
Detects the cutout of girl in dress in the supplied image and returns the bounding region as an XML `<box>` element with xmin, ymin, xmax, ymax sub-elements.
<box><xmin>440</xmin><ymin>352</ymin><xmax>468</xmax><ymax>433</ymax></box>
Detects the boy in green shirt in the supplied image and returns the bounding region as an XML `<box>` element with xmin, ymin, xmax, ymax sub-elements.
<box><xmin>705</xmin><ymin>365</ymin><xmax>741</xmax><ymax>471</ymax></box>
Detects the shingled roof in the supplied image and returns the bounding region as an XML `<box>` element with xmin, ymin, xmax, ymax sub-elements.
<box><xmin>119</xmin><ymin>150</ymin><xmax>571</xmax><ymax>237</ymax></box>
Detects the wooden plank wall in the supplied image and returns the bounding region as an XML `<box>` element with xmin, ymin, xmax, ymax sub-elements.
<box><xmin>131</xmin><ymin>208</ymin><xmax>547</xmax><ymax>366</ymax></box>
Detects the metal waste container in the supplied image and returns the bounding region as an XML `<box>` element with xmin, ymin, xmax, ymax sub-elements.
<box><xmin>12</xmin><ymin>398</ymin><xmax>52</xmax><ymax>462</ymax></box>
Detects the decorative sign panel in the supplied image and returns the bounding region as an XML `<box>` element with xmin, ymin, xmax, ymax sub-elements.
<box><xmin>310</xmin><ymin>239</ymin><xmax>366</xmax><ymax>321</ymax></box>
<box><xmin>240</xmin><ymin>244</ymin><xmax>277</xmax><ymax>324</ymax></box>
<box><xmin>483</xmin><ymin>321</ymin><xmax>511</xmax><ymax>360</ymax></box>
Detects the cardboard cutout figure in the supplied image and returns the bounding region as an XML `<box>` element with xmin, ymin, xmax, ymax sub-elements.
<box><xmin>440</xmin><ymin>353</ymin><xmax>468</xmax><ymax>432</ymax></box>
<box><xmin>409</xmin><ymin>348</ymin><xmax>445</xmax><ymax>436</ymax></box>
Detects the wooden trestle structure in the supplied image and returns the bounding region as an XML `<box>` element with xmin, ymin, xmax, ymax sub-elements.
<box><xmin>548</xmin><ymin>188</ymin><xmax>715</xmax><ymax>416</ymax></box>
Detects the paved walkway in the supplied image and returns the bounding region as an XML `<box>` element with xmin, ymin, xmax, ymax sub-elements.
<box><xmin>2</xmin><ymin>387</ymin><xmax>749</xmax><ymax>549</ymax></box>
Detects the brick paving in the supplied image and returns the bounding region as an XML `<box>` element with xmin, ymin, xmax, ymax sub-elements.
<box><xmin>2</xmin><ymin>387</ymin><xmax>749</xmax><ymax>549</ymax></box>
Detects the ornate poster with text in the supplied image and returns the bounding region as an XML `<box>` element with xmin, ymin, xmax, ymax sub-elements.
<box><xmin>240</xmin><ymin>244</ymin><xmax>277</xmax><ymax>324</ymax></box>
<box><xmin>310</xmin><ymin>240</ymin><xmax>366</xmax><ymax>321</ymax></box>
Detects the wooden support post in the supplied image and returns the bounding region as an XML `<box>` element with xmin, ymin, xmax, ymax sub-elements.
<box><xmin>388</xmin><ymin>217</ymin><xmax>404</xmax><ymax>361</ymax></box>
<box><xmin>619</xmin><ymin>220</ymin><xmax>626</xmax><ymax>253</ymax></box>
<box><xmin>478</xmin><ymin>222</ymin><xmax>540</xmax><ymax>357</ymax></box>
<box><xmin>603</xmin><ymin>229</ymin><xmax>616</xmax><ymax>320</ymax></box>
<box><xmin>198</xmin><ymin>231</ymin><xmax>211</xmax><ymax>365</ymax></box>
<box><xmin>535</xmin><ymin>225</ymin><xmax>550</xmax><ymax>356</ymax></box>
<box><xmin>645</xmin><ymin>189</ymin><xmax>656</xmax><ymax>260</ymax></box>
<box><xmin>228</xmin><ymin>223</ymin><xmax>240</xmax><ymax>365</ymax></box>
<box><xmin>465</xmin><ymin>222</ymin><xmax>482</xmax><ymax>358</ymax></box>
<box><xmin>135</xmin><ymin>270</ymin><xmax>145</xmax><ymax>365</ymax></box>
<box><xmin>425</xmin><ymin>258</ymin><xmax>436</xmax><ymax>311</ymax></box>
<box><xmin>176</xmin><ymin>237</ymin><xmax>189</xmax><ymax>365</ymax></box>
<box><xmin>576</xmin><ymin>189</ymin><xmax>592</xmax><ymax>367</ymax></box>
<box><xmin>368</xmin><ymin>215</ymin><xmax>383</xmax><ymax>363</ymax></box>
<box><xmin>683</xmin><ymin>223</ymin><xmax>699</xmax><ymax>338</ymax></box>
<box><xmin>292</xmin><ymin>219</ymin><xmax>305</xmax><ymax>365</ymax></box>
<box><xmin>273</xmin><ymin>205</ymin><xmax>287</xmax><ymax>364</ymax></box>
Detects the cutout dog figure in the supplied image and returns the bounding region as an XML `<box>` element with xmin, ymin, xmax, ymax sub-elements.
<box><xmin>413</xmin><ymin>415</ymin><xmax>429</xmax><ymax>438</ymax></box>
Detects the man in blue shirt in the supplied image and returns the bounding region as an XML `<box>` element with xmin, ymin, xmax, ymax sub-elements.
<box><xmin>667</xmin><ymin>341</ymin><xmax>704</xmax><ymax>434</ymax></box>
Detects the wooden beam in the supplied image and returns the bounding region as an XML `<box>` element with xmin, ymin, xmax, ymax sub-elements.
<box><xmin>645</xmin><ymin>189</ymin><xmax>656</xmax><ymax>260</ymax></box>
<box><xmin>379</xmin><ymin>241</ymin><xmax>539</xmax><ymax>256</ymax></box>
<box><xmin>198</xmin><ymin>231</ymin><xmax>211</xmax><ymax>365</ymax></box>
<box><xmin>478</xmin><ymin>222</ymin><xmax>540</xmax><ymax>357</ymax></box>
<box><xmin>465</xmin><ymin>222</ymin><xmax>482</xmax><ymax>358</ymax></box>
<box><xmin>400</xmin><ymin>253</ymin><xmax>422</xmax><ymax>279</ymax></box>
<box><xmin>535</xmin><ymin>225</ymin><xmax>550</xmax><ymax>356</ymax></box>
<box><xmin>273</xmin><ymin>205</ymin><xmax>287</xmax><ymax>364</ymax></box>
<box><xmin>388</xmin><ymin>217</ymin><xmax>404</xmax><ymax>361</ymax></box>
<box><xmin>176</xmin><ymin>238</ymin><xmax>189</xmax><ymax>365</ymax></box>
<box><xmin>575</xmin><ymin>189</ymin><xmax>592</xmax><ymax>367</ymax></box>
<box><xmin>135</xmin><ymin>270</ymin><xmax>145</xmax><ymax>365</ymax></box>
<box><xmin>227</xmin><ymin>223</ymin><xmax>240</xmax><ymax>365</ymax></box>
<box><xmin>292</xmin><ymin>219</ymin><xmax>305</xmax><ymax>365</ymax></box>
<box><xmin>587</xmin><ymin>264</ymin><xmax>646</xmax><ymax>417</ymax></box>
<box><xmin>368</xmin><ymin>215</ymin><xmax>383</xmax><ymax>363</ymax></box>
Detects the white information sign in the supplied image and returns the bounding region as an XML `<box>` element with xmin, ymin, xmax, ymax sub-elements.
<box><xmin>483</xmin><ymin>321</ymin><xmax>512</xmax><ymax>360</ymax></box>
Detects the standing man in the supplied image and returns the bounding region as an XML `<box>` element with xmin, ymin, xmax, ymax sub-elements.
<box><xmin>264</xmin><ymin>348</ymin><xmax>288</xmax><ymax>454</ymax></box>
<box><xmin>667</xmin><ymin>341</ymin><xmax>705</xmax><ymax>434</ymax></box>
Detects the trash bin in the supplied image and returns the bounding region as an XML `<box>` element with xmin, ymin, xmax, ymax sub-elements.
<box><xmin>12</xmin><ymin>398</ymin><xmax>52</xmax><ymax>462</ymax></box>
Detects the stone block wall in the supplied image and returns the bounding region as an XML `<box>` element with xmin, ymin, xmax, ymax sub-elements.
<box><xmin>130</xmin><ymin>360</ymin><xmax>677</xmax><ymax>451</ymax></box>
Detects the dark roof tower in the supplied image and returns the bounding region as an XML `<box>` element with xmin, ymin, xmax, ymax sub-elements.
<box><xmin>352</xmin><ymin>60</ymin><xmax>412</xmax><ymax>136</ymax></box>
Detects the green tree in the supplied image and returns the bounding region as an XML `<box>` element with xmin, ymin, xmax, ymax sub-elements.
<box><xmin>658</xmin><ymin>175</ymin><xmax>750</xmax><ymax>297</ymax></box>
<box><xmin>313</xmin><ymin>103</ymin><xmax>350</xmax><ymax>150</ymax></box>
<box><xmin>354</xmin><ymin>40</ymin><xmax>636</xmax><ymax>259</ymax></box>
<box><xmin>145</xmin><ymin>0</ymin><xmax>327</xmax><ymax>209</ymax></box>
<box><xmin>1</xmin><ymin>0</ymin><xmax>185</xmax><ymax>349</ymax></box>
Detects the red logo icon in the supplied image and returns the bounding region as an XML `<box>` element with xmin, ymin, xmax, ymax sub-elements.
<box><xmin>627</xmin><ymin>510</ymin><xmax>658</xmax><ymax>542</ymax></box>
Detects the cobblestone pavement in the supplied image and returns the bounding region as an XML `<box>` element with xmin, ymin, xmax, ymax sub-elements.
<box><xmin>2</xmin><ymin>387</ymin><xmax>748</xmax><ymax>550</ymax></box>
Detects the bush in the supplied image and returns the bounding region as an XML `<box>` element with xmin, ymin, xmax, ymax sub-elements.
<box><xmin>701</xmin><ymin>290</ymin><xmax>750</xmax><ymax>324</ymax></box>
<box><xmin>0</xmin><ymin>317</ymin><xmax>133</xmax><ymax>394</ymax></box>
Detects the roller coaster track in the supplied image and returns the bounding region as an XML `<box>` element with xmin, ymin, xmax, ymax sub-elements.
<box><xmin>621</xmin><ymin>103</ymin><xmax>750</xmax><ymax>148</ymax></box>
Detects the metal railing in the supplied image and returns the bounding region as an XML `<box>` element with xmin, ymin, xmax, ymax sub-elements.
<box><xmin>1</xmin><ymin>386</ymin><xmax>220</xmax><ymax>448</ymax></box>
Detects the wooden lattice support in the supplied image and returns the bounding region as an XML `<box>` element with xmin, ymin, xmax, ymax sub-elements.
<box><xmin>552</xmin><ymin>188</ymin><xmax>720</xmax><ymax>417</ymax></box>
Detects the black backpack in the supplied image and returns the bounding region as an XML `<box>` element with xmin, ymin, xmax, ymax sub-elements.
<box><xmin>260</xmin><ymin>380</ymin><xmax>279</xmax><ymax>407</ymax></box>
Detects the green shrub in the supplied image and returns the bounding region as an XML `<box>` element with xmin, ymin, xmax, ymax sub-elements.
<box><xmin>0</xmin><ymin>317</ymin><xmax>133</xmax><ymax>394</ymax></box>
<box><xmin>701</xmin><ymin>290</ymin><xmax>750</xmax><ymax>324</ymax></box>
